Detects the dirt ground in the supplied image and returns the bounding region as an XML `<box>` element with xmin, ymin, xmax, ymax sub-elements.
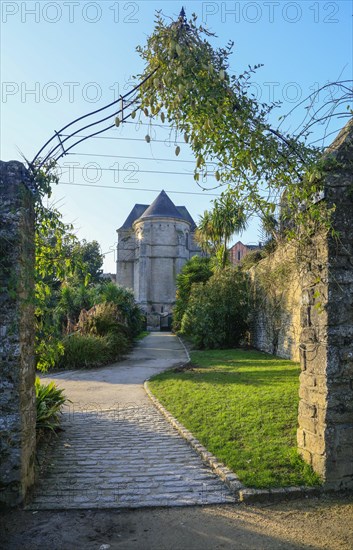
<box><xmin>1</xmin><ymin>494</ymin><xmax>353</xmax><ymax>550</ymax></box>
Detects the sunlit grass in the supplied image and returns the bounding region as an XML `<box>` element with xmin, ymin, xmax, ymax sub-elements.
<box><xmin>149</xmin><ymin>348</ymin><xmax>321</xmax><ymax>488</ymax></box>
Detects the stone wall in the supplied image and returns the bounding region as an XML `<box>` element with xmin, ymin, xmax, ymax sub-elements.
<box><xmin>250</xmin><ymin>120</ymin><xmax>353</xmax><ymax>489</ymax></box>
<box><xmin>297</xmin><ymin>120</ymin><xmax>353</xmax><ymax>490</ymax></box>
<box><xmin>250</xmin><ymin>244</ymin><xmax>301</xmax><ymax>361</ymax></box>
<box><xmin>0</xmin><ymin>161</ymin><xmax>36</xmax><ymax>507</ymax></box>
<box><xmin>250</xmin><ymin>121</ymin><xmax>353</xmax><ymax>489</ymax></box>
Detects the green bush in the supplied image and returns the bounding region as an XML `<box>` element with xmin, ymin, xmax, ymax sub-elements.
<box><xmin>59</xmin><ymin>332</ymin><xmax>130</xmax><ymax>370</ymax></box>
<box><xmin>98</xmin><ymin>283</ymin><xmax>144</xmax><ymax>338</ymax></box>
<box><xmin>36</xmin><ymin>277</ymin><xmax>144</xmax><ymax>371</ymax></box>
<box><xmin>105</xmin><ymin>331</ymin><xmax>131</xmax><ymax>357</ymax></box>
<box><xmin>239</xmin><ymin>249</ymin><xmax>266</xmax><ymax>270</ymax></box>
<box><xmin>77</xmin><ymin>302</ymin><xmax>128</xmax><ymax>337</ymax></box>
<box><xmin>35</xmin><ymin>377</ymin><xmax>67</xmax><ymax>432</ymax></box>
<box><xmin>180</xmin><ymin>267</ymin><xmax>250</xmax><ymax>349</ymax></box>
<box><xmin>173</xmin><ymin>256</ymin><xmax>213</xmax><ymax>332</ymax></box>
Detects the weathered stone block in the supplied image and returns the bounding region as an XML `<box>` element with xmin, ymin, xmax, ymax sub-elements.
<box><xmin>298</xmin><ymin>401</ymin><xmax>317</xmax><ymax>419</ymax></box>
<box><xmin>298</xmin><ymin>386</ymin><xmax>327</xmax><ymax>408</ymax></box>
<box><xmin>297</xmin><ymin>428</ymin><xmax>306</xmax><ymax>449</ymax></box>
<box><xmin>297</xmin><ymin>120</ymin><xmax>353</xmax><ymax>489</ymax></box>
<box><xmin>298</xmin><ymin>416</ymin><xmax>318</xmax><ymax>434</ymax></box>
<box><xmin>0</xmin><ymin>161</ymin><xmax>36</xmax><ymax>508</ymax></box>
<box><xmin>299</xmin><ymin>372</ymin><xmax>317</xmax><ymax>388</ymax></box>
<box><xmin>311</xmin><ymin>453</ymin><xmax>326</xmax><ymax>476</ymax></box>
<box><xmin>304</xmin><ymin>432</ymin><xmax>326</xmax><ymax>455</ymax></box>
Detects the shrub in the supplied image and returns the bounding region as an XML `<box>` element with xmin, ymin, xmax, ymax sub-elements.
<box><xmin>58</xmin><ymin>332</ymin><xmax>130</xmax><ymax>370</ymax></box>
<box><xmin>35</xmin><ymin>377</ymin><xmax>67</xmax><ymax>432</ymax></box>
<box><xmin>239</xmin><ymin>249</ymin><xmax>266</xmax><ymax>270</ymax></box>
<box><xmin>96</xmin><ymin>282</ymin><xmax>145</xmax><ymax>338</ymax></box>
<box><xmin>105</xmin><ymin>331</ymin><xmax>130</xmax><ymax>357</ymax></box>
<box><xmin>173</xmin><ymin>256</ymin><xmax>213</xmax><ymax>332</ymax></box>
<box><xmin>77</xmin><ymin>302</ymin><xmax>128</xmax><ymax>337</ymax></box>
<box><xmin>180</xmin><ymin>267</ymin><xmax>250</xmax><ymax>349</ymax></box>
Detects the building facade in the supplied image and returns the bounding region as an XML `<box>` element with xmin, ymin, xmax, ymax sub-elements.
<box><xmin>116</xmin><ymin>190</ymin><xmax>202</xmax><ymax>317</ymax></box>
<box><xmin>229</xmin><ymin>241</ymin><xmax>262</xmax><ymax>266</ymax></box>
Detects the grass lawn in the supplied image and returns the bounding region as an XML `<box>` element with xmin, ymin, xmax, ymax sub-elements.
<box><xmin>148</xmin><ymin>348</ymin><xmax>321</xmax><ymax>489</ymax></box>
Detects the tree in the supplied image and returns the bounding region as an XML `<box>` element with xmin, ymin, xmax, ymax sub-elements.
<box><xmin>35</xmin><ymin>202</ymin><xmax>81</xmax><ymax>371</ymax></box>
<box><xmin>71</xmin><ymin>239</ymin><xmax>103</xmax><ymax>284</ymax></box>
<box><xmin>180</xmin><ymin>267</ymin><xmax>250</xmax><ymax>349</ymax></box>
<box><xmin>173</xmin><ymin>256</ymin><xmax>212</xmax><ymax>332</ymax></box>
<box><xmin>196</xmin><ymin>193</ymin><xmax>248</xmax><ymax>268</ymax></box>
<box><xmin>134</xmin><ymin>10</ymin><xmax>349</xmax><ymax>241</ymax></box>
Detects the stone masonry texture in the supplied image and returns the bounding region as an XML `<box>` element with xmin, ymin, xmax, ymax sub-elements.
<box><xmin>29</xmin><ymin>403</ymin><xmax>235</xmax><ymax>509</ymax></box>
<box><xmin>0</xmin><ymin>160</ymin><xmax>36</xmax><ymax>507</ymax></box>
<box><xmin>28</xmin><ymin>333</ymin><xmax>235</xmax><ymax>509</ymax></box>
<box><xmin>249</xmin><ymin>120</ymin><xmax>353</xmax><ymax>489</ymax></box>
<box><xmin>250</xmin><ymin>243</ymin><xmax>301</xmax><ymax>361</ymax></box>
<box><xmin>297</xmin><ymin>120</ymin><xmax>353</xmax><ymax>490</ymax></box>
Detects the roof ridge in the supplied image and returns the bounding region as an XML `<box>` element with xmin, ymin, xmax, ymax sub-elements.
<box><xmin>137</xmin><ymin>190</ymin><xmax>184</xmax><ymax>222</ymax></box>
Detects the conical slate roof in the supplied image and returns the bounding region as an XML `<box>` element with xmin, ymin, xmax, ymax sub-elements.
<box><xmin>138</xmin><ymin>190</ymin><xmax>184</xmax><ymax>222</ymax></box>
<box><xmin>175</xmin><ymin>205</ymin><xmax>197</xmax><ymax>231</ymax></box>
<box><xmin>118</xmin><ymin>191</ymin><xmax>197</xmax><ymax>231</ymax></box>
<box><xmin>118</xmin><ymin>204</ymin><xmax>148</xmax><ymax>230</ymax></box>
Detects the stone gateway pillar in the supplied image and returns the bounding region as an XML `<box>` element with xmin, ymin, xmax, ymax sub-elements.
<box><xmin>298</xmin><ymin>120</ymin><xmax>353</xmax><ymax>490</ymax></box>
<box><xmin>0</xmin><ymin>161</ymin><xmax>36</xmax><ymax>507</ymax></box>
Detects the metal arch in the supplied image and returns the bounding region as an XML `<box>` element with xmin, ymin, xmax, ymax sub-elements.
<box><xmin>30</xmin><ymin>69</ymin><xmax>158</xmax><ymax>170</ymax></box>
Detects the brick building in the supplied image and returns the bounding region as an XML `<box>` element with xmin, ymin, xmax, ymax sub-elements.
<box><xmin>229</xmin><ymin>241</ymin><xmax>262</xmax><ymax>266</ymax></box>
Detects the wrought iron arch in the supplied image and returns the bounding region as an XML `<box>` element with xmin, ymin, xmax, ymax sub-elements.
<box><xmin>30</xmin><ymin>70</ymin><xmax>157</xmax><ymax>170</ymax></box>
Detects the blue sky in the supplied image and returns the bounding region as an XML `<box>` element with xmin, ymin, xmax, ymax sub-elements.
<box><xmin>1</xmin><ymin>0</ymin><xmax>352</xmax><ymax>272</ymax></box>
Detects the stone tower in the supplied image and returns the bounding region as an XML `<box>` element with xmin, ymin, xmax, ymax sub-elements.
<box><xmin>116</xmin><ymin>190</ymin><xmax>202</xmax><ymax>317</ymax></box>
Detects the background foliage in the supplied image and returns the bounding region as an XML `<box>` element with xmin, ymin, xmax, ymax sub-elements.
<box><xmin>32</xmin><ymin>164</ymin><xmax>143</xmax><ymax>372</ymax></box>
<box><xmin>179</xmin><ymin>267</ymin><xmax>250</xmax><ymax>349</ymax></box>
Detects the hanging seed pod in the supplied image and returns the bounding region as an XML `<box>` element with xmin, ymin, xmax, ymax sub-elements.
<box><xmin>131</xmin><ymin>110</ymin><xmax>136</xmax><ymax>119</ymax></box>
<box><xmin>115</xmin><ymin>116</ymin><xmax>120</xmax><ymax>127</ymax></box>
<box><xmin>184</xmin><ymin>133</ymin><xmax>189</xmax><ymax>143</ymax></box>
<box><xmin>196</xmin><ymin>156</ymin><xmax>203</xmax><ymax>168</ymax></box>
<box><xmin>161</xmin><ymin>112</ymin><xmax>165</xmax><ymax>123</ymax></box>
<box><xmin>145</xmin><ymin>134</ymin><xmax>151</xmax><ymax>143</ymax></box>
<box><xmin>215</xmin><ymin>171</ymin><xmax>221</xmax><ymax>181</ymax></box>
<box><xmin>175</xmin><ymin>146</ymin><xmax>181</xmax><ymax>156</ymax></box>
<box><xmin>143</xmin><ymin>107</ymin><xmax>149</xmax><ymax>117</ymax></box>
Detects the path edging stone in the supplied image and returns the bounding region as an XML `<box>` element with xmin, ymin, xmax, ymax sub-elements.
<box><xmin>145</xmin><ymin>381</ymin><xmax>323</xmax><ymax>504</ymax></box>
<box><xmin>144</xmin><ymin>336</ymin><xmax>324</xmax><ymax>504</ymax></box>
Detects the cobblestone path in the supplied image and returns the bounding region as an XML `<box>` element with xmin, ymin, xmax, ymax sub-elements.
<box><xmin>29</xmin><ymin>333</ymin><xmax>235</xmax><ymax>509</ymax></box>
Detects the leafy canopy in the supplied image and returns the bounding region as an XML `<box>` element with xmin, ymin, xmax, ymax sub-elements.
<box><xmin>196</xmin><ymin>192</ymin><xmax>248</xmax><ymax>268</ymax></box>
<box><xmin>135</xmin><ymin>10</ymin><xmax>321</xmax><ymax>219</ymax></box>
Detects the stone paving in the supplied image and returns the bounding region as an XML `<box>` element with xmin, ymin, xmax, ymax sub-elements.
<box><xmin>28</xmin><ymin>333</ymin><xmax>235</xmax><ymax>509</ymax></box>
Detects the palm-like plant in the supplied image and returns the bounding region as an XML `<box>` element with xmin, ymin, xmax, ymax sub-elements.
<box><xmin>194</xmin><ymin>209</ymin><xmax>220</xmax><ymax>256</ymax></box>
<box><xmin>196</xmin><ymin>194</ymin><xmax>248</xmax><ymax>269</ymax></box>
<box><xmin>35</xmin><ymin>377</ymin><xmax>67</xmax><ymax>432</ymax></box>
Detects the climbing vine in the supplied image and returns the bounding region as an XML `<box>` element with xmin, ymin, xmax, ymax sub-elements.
<box><xmin>133</xmin><ymin>10</ymin><xmax>335</xmax><ymax>234</ymax></box>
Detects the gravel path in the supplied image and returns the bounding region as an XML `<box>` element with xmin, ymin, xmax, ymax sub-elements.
<box><xmin>28</xmin><ymin>333</ymin><xmax>234</xmax><ymax>509</ymax></box>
